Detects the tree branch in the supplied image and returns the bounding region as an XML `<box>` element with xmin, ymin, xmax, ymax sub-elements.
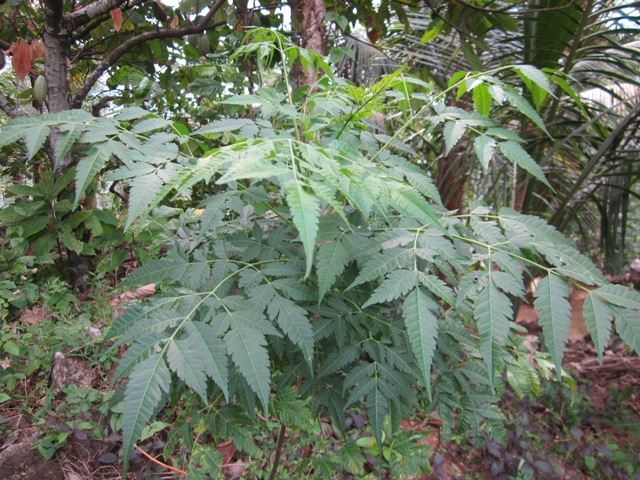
<box><xmin>65</xmin><ymin>0</ymin><xmax>127</xmax><ymax>30</ymax></box>
<box><xmin>0</xmin><ymin>38</ymin><xmax>10</xmax><ymax>51</ymax></box>
<box><xmin>72</xmin><ymin>0</ymin><xmax>227</xmax><ymax>108</ymax></box>
<box><xmin>0</xmin><ymin>91</ymin><xmax>23</xmax><ymax>119</ymax></box>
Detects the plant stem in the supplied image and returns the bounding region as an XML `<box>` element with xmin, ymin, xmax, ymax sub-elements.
<box><xmin>268</xmin><ymin>423</ymin><xmax>287</xmax><ymax>480</ymax></box>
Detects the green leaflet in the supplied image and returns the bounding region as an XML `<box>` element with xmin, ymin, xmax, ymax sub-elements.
<box><xmin>474</xmin><ymin>272</ymin><xmax>512</xmax><ymax>385</ymax></box>
<box><xmin>582</xmin><ymin>293</ymin><xmax>612</xmax><ymax>363</ymax></box>
<box><xmin>113</xmin><ymin>309</ymin><xmax>183</xmax><ymax>348</ymax></box>
<box><xmin>443</xmin><ymin>120</ymin><xmax>466</xmax><ymax>154</ymax></box>
<box><xmin>317</xmin><ymin>237</ymin><xmax>350</xmax><ymax>304</ymax></box>
<box><xmin>282</xmin><ymin>179</ymin><xmax>320</xmax><ymax>278</ymax></box>
<box><xmin>122</xmin><ymin>354</ymin><xmax>171</xmax><ymax>477</ymax></box>
<box><xmin>472</xmin><ymin>83</ymin><xmax>492</xmax><ymax>116</ymax></box>
<box><xmin>24</xmin><ymin>124</ymin><xmax>51</xmax><ymax>161</ymax></box>
<box><xmin>348</xmin><ymin>248</ymin><xmax>411</xmax><ymax>289</ymax></box>
<box><xmin>267</xmin><ymin>295</ymin><xmax>314</xmax><ymax>366</ymax></box>
<box><xmin>593</xmin><ymin>284</ymin><xmax>640</xmax><ymax>310</ymax></box>
<box><xmin>611</xmin><ymin>307</ymin><xmax>640</xmax><ymax>356</ymax></box>
<box><xmin>120</xmin><ymin>258</ymin><xmax>188</xmax><ymax>287</ymax></box>
<box><xmin>224</xmin><ymin>319</ymin><xmax>271</xmax><ymax>412</ymax></box>
<box><xmin>193</xmin><ymin>118</ymin><xmax>256</xmax><ymax>135</ymax></box>
<box><xmin>166</xmin><ymin>337</ymin><xmax>209</xmax><ymax>403</ymax></box>
<box><xmin>533</xmin><ymin>275</ymin><xmax>571</xmax><ymax>377</ymax></box>
<box><xmin>362</xmin><ymin>269</ymin><xmax>416</xmax><ymax>308</ymax></box>
<box><xmin>474</xmin><ymin>134</ymin><xmax>496</xmax><ymax>171</ymax></box>
<box><xmin>125</xmin><ymin>171</ymin><xmax>164</xmax><ymax>230</ymax></box>
<box><xmin>184</xmin><ymin>321</ymin><xmax>229</xmax><ymax>400</ymax></box>
<box><xmin>112</xmin><ymin>333</ymin><xmax>165</xmax><ymax>383</ymax></box>
<box><xmin>402</xmin><ymin>287</ymin><xmax>439</xmax><ymax>396</ymax></box>
<box><xmin>499</xmin><ymin>140</ymin><xmax>551</xmax><ymax>189</ymax></box>
<box><xmin>75</xmin><ymin>140</ymin><xmax>115</xmax><ymax>207</ymax></box>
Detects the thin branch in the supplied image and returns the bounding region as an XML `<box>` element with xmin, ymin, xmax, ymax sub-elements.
<box><xmin>72</xmin><ymin>0</ymin><xmax>227</xmax><ymax>108</ymax></box>
<box><xmin>0</xmin><ymin>92</ymin><xmax>23</xmax><ymax>119</ymax></box>
<box><xmin>0</xmin><ymin>38</ymin><xmax>10</xmax><ymax>50</ymax></box>
<box><xmin>65</xmin><ymin>0</ymin><xmax>126</xmax><ymax>30</ymax></box>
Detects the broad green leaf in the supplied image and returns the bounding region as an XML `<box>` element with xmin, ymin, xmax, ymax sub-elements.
<box><xmin>499</xmin><ymin>140</ymin><xmax>551</xmax><ymax>189</ymax></box>
<box><xmin>472</xmin><ymin>83</ymin><xmax>492</xmax><ymax>116</ymax></box>
<box><xmin>363</xmin><ymin>269</ymin><xmax>416</xmax><ymax>308</ymax></box>
<box><xmin>75</xmin><ymin>140</ymin><xmax>114</xmax><ymax>207</ymax></box>
<box><xmin>474</xmin><ymin>135</ymin><xmax>496</xmax><ymax>171</ymax></box>
<box><xmin>475</xmin><ymin>273</ymin><xmax>512</xmax><ymax>384</ymax></box>
<box><xmin>283</xmin><ymin>179</ymin><xmax>320</xmax><ymax>278</ymax></box>
<box><xmin>533</xmin><ymin>275</ymin><xmax>571</xmax><ymax>377</ymax></box>
<box><xmin>224</xmin><ymin>320</ymin><xmax>271</xmax><ymax>412</ymax></box>
<box><xmin>185</xmin><ymin>321</ymin><xmax>229</xmax><ymax>400</ymax></box>
<box><xmin>317</xmin><ymin>237</ymin><xmax>350</xmax><ymax>303</ymax></box>
<box><xmin>267</xmin><ymin>295</ymin><xmax>314</xmax><ymax>365</ymax></box>
<box><xmin>403</xmin><ymin>288</ymin><xmax>438</xmax><ymax>396</ymax></box>
<box><xmin>122</xmin><ymin>354</ymin><xmax>171</xmax><ymax>477</ymax></box>
<box><xmin>582</xmin><ymin>293</ymin><xmax>612</xmax><ymax>363</ymax></box>
<box><xmin>166</xmin><ymin>337</ymin><xmax>208</xmax><ymax>403</ymax></box>
<box><xmin>421</xmin><ymin>19</ymin><xmax>443</xmax><ymax>43</ymax></box>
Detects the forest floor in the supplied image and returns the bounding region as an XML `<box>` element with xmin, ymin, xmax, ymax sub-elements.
<box><xmin>0</xmin><ymin>288</ymin><xmax>639</xmax><ymax>480</ymax></box>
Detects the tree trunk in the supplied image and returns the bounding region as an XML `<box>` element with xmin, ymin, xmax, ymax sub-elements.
<box><xmin>289</xmin><ymin>0</ymin><xmax>326</xmax><ymax>88</ymax></box>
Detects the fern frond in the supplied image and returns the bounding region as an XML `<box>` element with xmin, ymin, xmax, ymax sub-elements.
<box><xmin>122</xmin><ymin>354</ymin><xmax>171</xmax><ymax>477</ymax></box>
<box><xmin>533</xmin><ymin>275</ymin><xmax>571</xmax><ymax>377</ymax></box>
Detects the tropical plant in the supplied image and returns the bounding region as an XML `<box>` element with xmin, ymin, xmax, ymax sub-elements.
<box><xmin>2</xmin><ymin>27</ymin><xmax>640</xmax><ymax>477</ymax></box>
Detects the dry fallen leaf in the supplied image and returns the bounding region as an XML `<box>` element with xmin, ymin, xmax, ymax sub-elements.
<box><xmin>108</xmin><ymin>283</ymin><xmax>156</xmax><ymax>307</ymax></box>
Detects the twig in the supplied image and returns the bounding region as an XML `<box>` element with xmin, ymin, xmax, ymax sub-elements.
<box><xmin>268</xmin><ymin>424</ymin><xmax>287</xmax><ymax>480</ymax></box>
<box><xmin>134</xmin><ymin>444</ymin><xmax>187</xmax><ymax>476</ymax></box>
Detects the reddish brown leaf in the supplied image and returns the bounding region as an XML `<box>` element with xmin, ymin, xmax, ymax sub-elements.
<box><xmin>110</xmin><ymin>8</ymin><xmax>123</xmax><ymax>32</ymax></box>
<box><xmin>31</xmin><ymin>40</ymin><xmax>45</xmax><ymax>59</ymax></box>
<box><xmin>170</xmin><ymin>14</ymin><xmax>179</xmax><ymax>29</ymax></box>
<box><xmin>11</xmin><ymin>39</ymin><xmax>32</xmax><ymax>81</ymax></box>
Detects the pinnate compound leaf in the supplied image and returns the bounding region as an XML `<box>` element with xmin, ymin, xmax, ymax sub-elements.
<box><xmin>75</xmin><ymin>140</ymin><xmax>114</xmax><ymax>207</ymax></box>
<box><xmin>499</xmin><ymin>141</ymin><xmax>551</xmax><ymax>189</ymax></box>
<box><xmin>533</xmin><ymin>275</ymin><xmax>571</xmax><ymax>377</ymax></box>
<box><xmin>224</xmin><ymin>321</ymin><xmax>271</xmax><ymax>412</ymax></box>
<box><xmin>184</xmin><ymin>321</ymin><xmax>229</xmax><ymax>400</ymax></box>
<box><xmin>122</xmin><ymin>354</ymin><xmax>171</xmax><ymax>477</ymax></box>
<box><xmin>317</xmin><ymin>238</ymin><xmax>350</xmax><ymax>303</ymax></box>
<box><xmin>362</xmin><ymin>269</ymin><xmax>416</xmax><ymax>308</ymax></box>
<box><xmin>283</xmin><ymin>179</ymin><xmax>320</xmax><ymax>278</ymax></box>
<box><xmin>583</xmin><ymin>293</ymin><xmax>612</xmax><ymax>363</ymax></box>
<box><xmin>166</xmin><ymin>338</ymin><xmax>208</xmax><ymax>403</ymax></box>
<box><xmin>267</xmin><ymin>296</ymin><xmax>314</xmax><ymax>365</ymax></box>
<box><xmin>475</xmin><ymin>274</ymin><xmax>512</xmax><ymax>384</ymax></box>
<box><xmin>403</xmin><ymin>288</ymin><xmax>438</xmax><ymax>396</ymax></box>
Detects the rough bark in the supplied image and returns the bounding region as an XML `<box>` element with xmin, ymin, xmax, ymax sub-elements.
<box><xmin>300</xmin><ymin>0</ymin><xmax>326</xmax><ymax>85</ymax></box>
